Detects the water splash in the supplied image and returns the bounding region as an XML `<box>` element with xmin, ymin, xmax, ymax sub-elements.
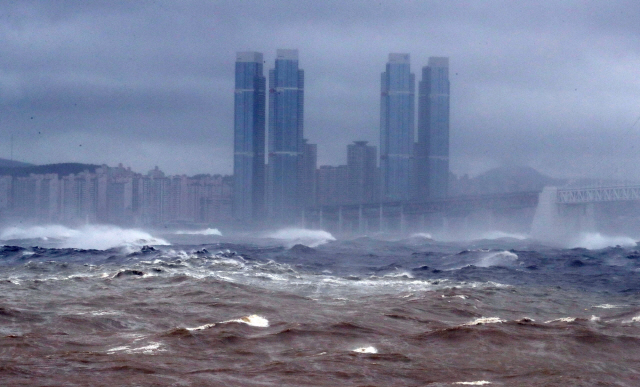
<box><xmin>266</xmin><ymin>228</ymin><xmax>336</xmax><ymax>248</ymax></box>
<box><xmin>174</xmin><ymin>228</ymin><xmax>222</xmax><ymax>236</ymax></box>
<box><xmin>477</xmin><ymin>251</ymin><xmax>518</xmax><ymax>267</ymax></box>
<box><xmin>0</xmin><ymin>224</ymin><xmax>170</xmax><ymax>250</ymax></box>
<box><xmin>568</xmin><ymin>232</ymin><xmax>636</xmax><ymax>250</ymax></box>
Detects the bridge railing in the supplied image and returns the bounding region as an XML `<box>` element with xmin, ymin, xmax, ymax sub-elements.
<box><xmin>557</xmin><ymin>185</ymin><xmax>640</xmax><ymax>204</ymax></box>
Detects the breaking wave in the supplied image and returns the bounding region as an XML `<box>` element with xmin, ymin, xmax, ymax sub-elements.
<box><xmin>0</xmin><ymin>224</ymin><xmax>170</xmax><ymax>250</ymax></box>
<box><xmin>477</xmin><ymin>250</ymin><xmax>518</xmax><ymax>267</ymax></box>
<box><xmin>265</xmin><ymin>228</ymin><xmax>336</xmax><ymax>248</ymax></box>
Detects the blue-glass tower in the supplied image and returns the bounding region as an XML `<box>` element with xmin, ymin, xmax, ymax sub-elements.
<box><xmin>416</xmin><ymin>57</ymin><xmax>450</xmax><ymax>199</ymax></box>
<box><xmin>233</xmin><ymin>52</ymin><xmax>266</xmax><ymax>221</ymax></box>
<box><xmin>380</xmin><ymin>53</ymin><xmax>415</xmax><ymax>201</ymax></box>
<box><xmin>268</xmin><ymin>49</ymin><xmax>304</xmax><ymax>223</ymax></box>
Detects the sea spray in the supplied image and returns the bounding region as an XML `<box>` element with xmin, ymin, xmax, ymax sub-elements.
<box><xmin>0</xmin><ymin>224</ymin><xmax>169</xmax><ymax>250</ymax></box>
<box><xmin>174</xmin><ymin>228</ymin><xmax>222</xmax><ymax>236</ymax></box>
<box><xmin>568</xmin><ymin>232</ymin><xmax>636</xmax><ymax>250</ymax></box>
<box><xmin>265</xmin><ymin>228</ymin><xmax>336</xmax><ymax>248</ymax></box>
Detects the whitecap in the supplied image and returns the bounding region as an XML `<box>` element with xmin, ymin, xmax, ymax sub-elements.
<box><xmin>223</xmin><ymin>314</ymin><xmax>269</xmax><ymax>327</ymax></box>
<box><xmin>454</xmin><ymin>382</ymin><xmax>492</xmax><ymax>386</ymax></box>
<box><xmin>186</xmin><ymin>323</ymin><xmax>216</xmax><ymax>331</ymax></box>
<box><xmin>90</xmin><ymin>310</ymin><xmax>119</xmax><ymax>316</ymax></box>
<box><xmin>352</xmin><ymin>346</ymin><xmax>377</xmax><ymax>354</ymax></box>
<box><xmin>380</xmin><ymin>271</ymin><xmax>414</xmax><ymax>279</ymax></box>
<box><xmin>107</xmin><ymin>341</ymin><xmax>165</xmax><ymax>355</ymax></box>
<box><xmin>545</xmin><ymin>317</ymin><xmax>576</xmax><ymax>323</ymax></box>
<box><xmin>464</xmin><ymin>317</ymin><xmax>505</xmax><ymax>326</ymax></box>
<box><xmin>593</xmin><ymin>304</ymin><xmax>625</xmax><ymax>309</ymax></box>
<box><xmin>0</xmin><ymin>224</ymin><xmax>170</xmax><ymax>250</ymax></box>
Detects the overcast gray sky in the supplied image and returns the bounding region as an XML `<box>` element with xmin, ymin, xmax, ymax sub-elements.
<box><xmin>1</xmin><ymin>0</ymin><xmax>639</xmax><ymax>179</ymax></box>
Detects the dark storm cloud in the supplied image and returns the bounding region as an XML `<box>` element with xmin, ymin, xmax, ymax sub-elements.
<box><xmin>1</xmin><ymin>0</ymin><xmax>639</xmax><ymax>178</ymax></box>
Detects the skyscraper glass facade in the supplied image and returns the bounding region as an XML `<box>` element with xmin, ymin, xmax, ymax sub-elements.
<box><xmin>268</xmin><ymin>49</ymin><xmax>304</xmax><ymax>222</ymax></box>
<box><xmin>233</xmin><ymin>52</ymin><xmax>266</xmax><ymax>221</ymax></box>
<box><xmin>380</xmin><ymin>53</ymin><xmax>415</xmax><ymax>201</ymax></box>
<box><xmin>347</xmin><ymin>141</ymin><xmax>378</xmax><ymax>204</ymax></box>
<box><xmin>417</xmin><ymin>57</ymin><xmax>450</xmax><ymax>199</ymax></box>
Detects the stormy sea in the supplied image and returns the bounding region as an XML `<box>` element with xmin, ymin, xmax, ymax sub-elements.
<box><xmin>2</xmin><ymin>225</ymin><xmax>640</xmax><ymax>386</ymax></box>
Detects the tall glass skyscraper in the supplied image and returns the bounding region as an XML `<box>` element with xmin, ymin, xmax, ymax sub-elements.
<box><xmin>416</xmin><ymin>57</ymin><xmax>450</xmax><ymax>199</ymax></box>
<box><xmin>347</xmin><ymin>141</ymin><xmax>378</xmax><ymax>204</ymax></box>
<box><xmin>380</xmin><ymin>53</ymin><xmax>415</xmax><ymax>201</ymax></box>
<box><xmin>233</xmin><ymin>52</ymin><xmax>266</xmax><ymax>221</ymax></box>
<box><xmin>268</xmin><ymin>49</ymin><xmax>304</xmax><ymax>223</ymax></box>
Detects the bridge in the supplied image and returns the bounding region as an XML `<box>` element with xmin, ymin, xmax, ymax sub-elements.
<box><xmin>303</xmin><ymin>191</ymin><xmax>540</xmax><ymax>234</ymax></box>
<box><xmin>532</xmin><ymin>185</ymin><xmax>640</xmax><ymax>243</ymax></box>
<box><xmin>556</xmin><ymin>185</ymin><xmax>640</xmax><ymax>204</ymax></box>
<box><xmin>302</xmin><ymin>185</ymin><xmax>640</xmax><ymax>237</ymax></box>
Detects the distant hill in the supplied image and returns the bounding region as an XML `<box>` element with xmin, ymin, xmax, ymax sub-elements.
<box><xmin>452</xmin><ymin>166</ymin><xmax>566</xmax><ymax>195</ymax></box>
<box><xmin>0</xmin><ymin>163</ymin><xmax>101</xmax><ymax>177</ymax></box>
<box><xmin>0</xmin><ymin>158</ymin><xmax>33</xmax><ymax>168</ymax></box>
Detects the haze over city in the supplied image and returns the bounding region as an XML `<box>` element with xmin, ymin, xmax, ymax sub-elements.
<box><xmin>1</xmin><ymin>1</ymin><xmax>639</xmax><ymax>179</ymax></box>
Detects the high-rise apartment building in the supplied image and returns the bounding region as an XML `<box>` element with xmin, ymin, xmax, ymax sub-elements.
<box><xmin>416</xmin><ymin>57</ymin><xmax>450</xmax><ymax>199</ymax></box>
<box><xmin>317</xmin><ymin>165</ymin><xmax>349</xmax><ymax>206</ymax></box>
<box><xmin>347</xmin><ymin>141</ymin><xmax>377</xmax><ymax>204</ymax></box>
<box><xmin>380</xmin><ymin>53</ymin><xmax>415</xmax><ymax>201</ymax></box>
<box><xmin>301</xmin><ymin>139</ymin><xmax>317</xmax><ymax>208</ymax></box>
<box><xmin>268</xmin><ymin>49</ymin><xmax>304</xmax><ymax>223</ymax></box>
<box><xmin>233</xmin><ymin>52</ymin><xmax>266</xmax><ymax>221</ymax></box>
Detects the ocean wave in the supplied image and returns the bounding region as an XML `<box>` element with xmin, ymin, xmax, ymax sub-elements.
<box><xmin>186</xmin><ymin>314</ymin><xmax>269</xmax><ymax>330</ymax></box>
<box><xmin>463</xmin><ymin>317</ymin><xmax>505</xmax><ymax>326</ymax></box>
<box><xmin>0</xmin><ymin>224</ymin><xmax>169</xmax><ymax>250</ymax></box>
<box><xmin>265</xmin><ymin>228</ymin><xmax>336</xmax><ymax>248</ymax></box>
<box><xmin>476</xmin><ymin>250</ymin><xmax>518</xmax><ymax>267</ymax></box>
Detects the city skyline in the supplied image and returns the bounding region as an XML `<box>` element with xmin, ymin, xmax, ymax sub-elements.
<box><xmin>2</xmin><ymin>2</ymin><xmax>639</xmax><ymax>180</ymax></box>
<box><xmin>233</xmin><ymin>50</ymin><xmax>450</xmax><ymax>223</ymax></box>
